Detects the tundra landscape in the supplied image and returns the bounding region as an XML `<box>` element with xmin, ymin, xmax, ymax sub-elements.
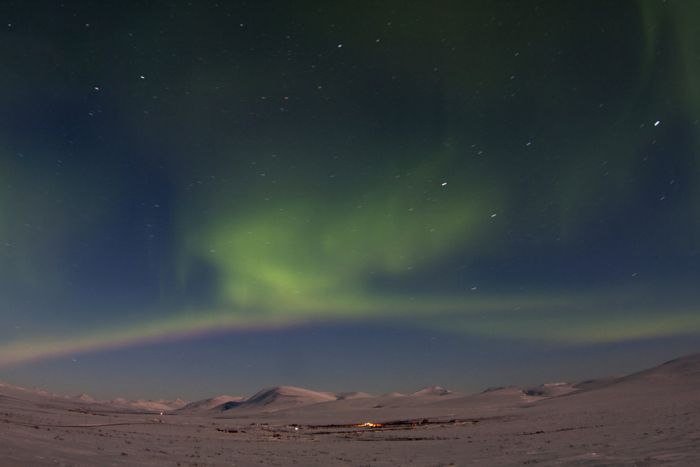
<box><xmin>3</xmin><ymin>1</ymin><xmax>700</xmax><ymax>465</ymax></box>
<box><xmin>1</xmin><ymin>354</ymin><xmax>699</xmax><ymax>466</ymax></box>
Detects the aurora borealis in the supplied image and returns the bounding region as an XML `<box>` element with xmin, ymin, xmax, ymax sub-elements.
<box><xmin>1</xmin><ymin>1</ymin><xmax>700</xmax><ymax>398</ymax></box>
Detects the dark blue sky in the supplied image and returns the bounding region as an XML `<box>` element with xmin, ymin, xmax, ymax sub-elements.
<box><xmin>0</xmin><ymin>0</ymin><xmax>699</xmax><ymax>398</ymax></box>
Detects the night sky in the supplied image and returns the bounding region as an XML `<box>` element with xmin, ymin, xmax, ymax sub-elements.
<box><xmin>1</xmin><ymin>0</ymin><xmax>700</xmax><ymax>399</ymax></box>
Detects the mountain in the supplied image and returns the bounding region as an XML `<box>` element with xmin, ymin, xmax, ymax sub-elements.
<box><xmin>220</xmin><ymin>386</ymin><xmax>337</xmax><ymax>412</ymax></box>
<box><xmin>335</xmin><ymin>391</ymin><xmax>372</xmax><ymax>400</ymax></box>
<box><xmin>109</xmin><ymin>397</ymin><xmax>188</xmax><ymax>412</ymax></box>
<box><xmin>570</xmin><ymin>353</ymin><xmax>700</xmax><ymax>395</ymax></box>
<box><xmin>71</xmin><ymin>393</ymin><xmax>97</xmax><ymax>403</ymax></box>
<box><xmin>381</xmin><ymin>391</ymin><xmax>406</xmax><ymax>397</ymax></box>
<box><xmin>412</xmin><ymin>386</ymin><xmax>454</xmax><ymax>396</ymax></box>
<box><xmin>530</xmin><ymin>352</ymin><xmax>700</xmax><ymax>416</ymax></box>
<box><xmin>178</xmin><ymin>395</ymin><xmax>244</xmax><ymax>412</ymax></box>
<box><xmin>624</xmin><ymin>353</ymin><xmax>700</xmax><ymax>381</ymax></box>
<box><xmin>523</xmin><ymin>382</ymin><xmax>577</xmax><ymax>397</ymax></box>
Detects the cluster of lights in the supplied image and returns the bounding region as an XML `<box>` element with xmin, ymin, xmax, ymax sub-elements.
<box><xmin>355</xmin><ymin>422</ymin><xmax>383</xmax><ymax>428</ymax></box>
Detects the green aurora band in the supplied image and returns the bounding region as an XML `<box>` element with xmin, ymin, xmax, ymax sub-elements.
<box><xmin>1</xmin><ymin>1</ymin><xmax>700</xmax><ymax>367</ymax></box>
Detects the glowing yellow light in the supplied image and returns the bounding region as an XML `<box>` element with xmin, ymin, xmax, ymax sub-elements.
<box><xmin>356</xmin><ymin>422</ymin><xmax>383</xmax><ymax>428</ymax></box>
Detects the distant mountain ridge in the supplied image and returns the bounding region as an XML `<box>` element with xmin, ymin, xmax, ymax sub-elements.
<box><xmin>178</xmin><ymin>395</ymin><xmax>243</xmax><ymax>412</ymax></box>
<box><xmin>3</xmin><ymin>352</ymin><xmax>698</xmax><ymax>416</ymax></box>
<box><xmin>412</xmin><ymin>386</ymin><xmax>454</xmax><ymax>396</ymax></box>
<box><xmin>217</xmin><ymin>386</ymin><xmax>337</xmax><ymax>412</ymax></box>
